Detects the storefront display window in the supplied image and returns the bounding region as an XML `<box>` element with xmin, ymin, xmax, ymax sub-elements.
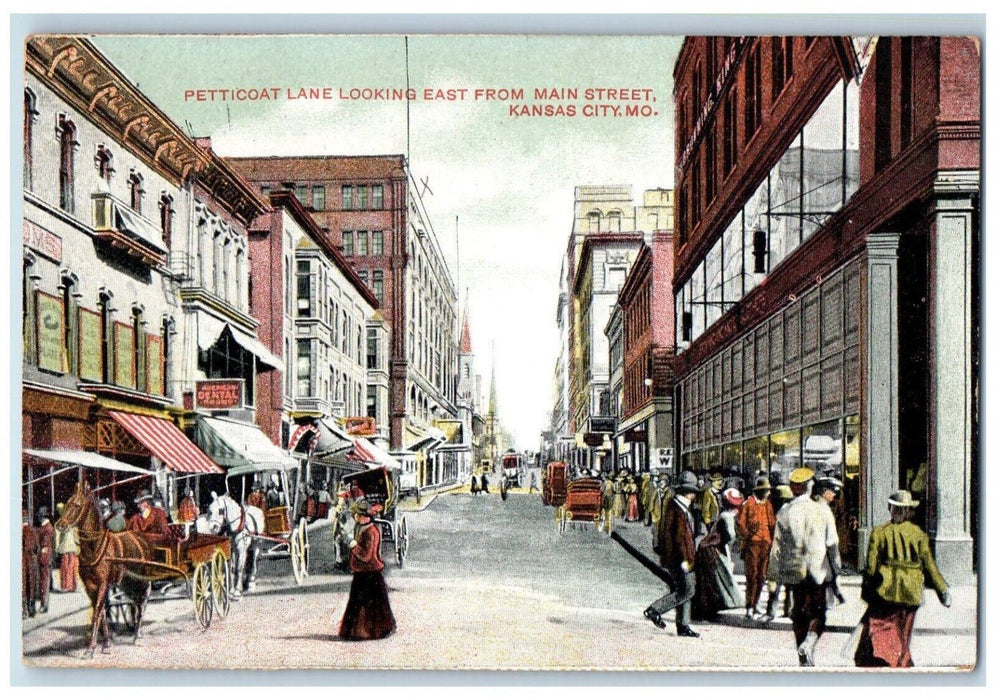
<box><xmin>802</xmin><ymin>418</ymin><xmax>843</xmax><ymax>476</ymax></box>
<box><xmin>723</xmin><ymin>441</ymin><xmax>743</xmax><ymax>474</ymax></box>
<box><xmin>768</xmin><ymin>428</ymin><xmax>801</xmax><ymax>481</ymax></box>
<box><xmin>704</xmin><ymin>445</ymin><xmax>722</xmax><ymax>474</ymax></box>
<box><xmin>743</xmin><ymin>435</ymin><xmax>769</xmax><ymax>484</ymax></box>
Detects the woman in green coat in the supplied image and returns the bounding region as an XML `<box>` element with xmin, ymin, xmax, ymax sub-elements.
<box><xmin>854</xmin><ymin>490</ymin><xmax>952</xmax><ymax>667</ymax></box>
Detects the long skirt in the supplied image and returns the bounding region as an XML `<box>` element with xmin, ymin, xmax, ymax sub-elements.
<box><xmin>854</xmin><ymin>603</ymin><xmax>918</xmax><ymax>667</ymax></box>
<box><xmin>611</xmin><ymin>493</ymin><xmax>626</xmax><ymax>518</ymax></box>
<box><xmin>59</xmin><ymin>552</ymin><xmax>78</xmax><ymax>592</ymax></box>
<box><xmin>626</xmin><ymin>494</ymin><xmax>640</xmax><ymax>522</ymax></box>
<box><xmin>692</xmin><ymin>546</ymin><xmax>744</xmax><ymax>620</ymax></box>
<box><xmin>339</xmin><ymin>571</ymin><xmax>397</xmax><ymax>641</ymax></box>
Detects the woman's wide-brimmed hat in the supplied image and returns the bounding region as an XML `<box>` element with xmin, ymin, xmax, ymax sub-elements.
<box><xmin>674</xmin><ymin>470</ymin><xmax>699</xmax><ymax>494</ymax></box>
<box><xmin>887</xmin><ymin>489</ymin><xmax>920</xmax><ymax>508</ymax></box>
<box><xmin>722</xmin><ymin>488</ymin><xmax>745</xmax><ymax>508</ymax></box>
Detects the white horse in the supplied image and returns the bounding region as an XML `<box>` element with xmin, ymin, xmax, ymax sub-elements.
<box><xmin>195</xmin><ymin>491</ymin><xmax>264</xmax><ymax>596</ymax></box>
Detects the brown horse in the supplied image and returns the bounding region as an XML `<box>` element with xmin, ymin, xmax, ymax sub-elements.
<box><xmin>56</xmin><ymin>481</ymin><xmax>153</xmax><ymax>657</ymax></box>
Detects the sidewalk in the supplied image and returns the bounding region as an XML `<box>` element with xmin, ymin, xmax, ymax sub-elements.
<box><xmin>610</xmin><ymin>520</ymin><xmax>977</xmax><ymax>637</ymax></box>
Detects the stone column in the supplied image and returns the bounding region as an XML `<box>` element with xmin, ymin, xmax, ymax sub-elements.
<box><xmin>930</xmin><ymin>172</ymin><xmax>978</xmax><ymax>584</ymax></box>
<box><xmin>860</xmin><ymin>232</ymin><xmax>901</xmax><ymax>566</ymax></box>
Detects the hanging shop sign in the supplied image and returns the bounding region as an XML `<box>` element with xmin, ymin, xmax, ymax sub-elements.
<box><xmin>195</xmin><ymin>379</ymin><xmax>244</xmax><ymax>410</ymax></box>
<box><xmin>146</xmin><ymin>334</ymin><xmax>164</xmax><ymax>396</ymax></box>
<box><xmin>78</xmin><ymin>307</ymin><xmax>102</xmax><ymax>381</ymax></box>
<box><xmin>113</xmin><ymin>322</ymin><xmax>134</xmax><ymax>389</ymax></box>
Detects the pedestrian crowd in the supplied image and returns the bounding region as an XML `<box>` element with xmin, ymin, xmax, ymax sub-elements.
<box><xmin>607</xmin><ymin>464</ymin><xmax>954</xmax><ymax>668</ymax></box>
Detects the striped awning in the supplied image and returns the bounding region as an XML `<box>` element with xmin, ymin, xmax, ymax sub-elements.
<box><xmin>347</xmin><ymin>438</ymin><xmax>379</xmax><ymax>465</ymax></box>
<box><xmin>108</xmin><ymin>411</ymin><xmax>222</xmax><ymax>474</ymax></box>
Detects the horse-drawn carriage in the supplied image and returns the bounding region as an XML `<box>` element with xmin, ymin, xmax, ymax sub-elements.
<box><xmin>55</xmin><ymin>481</ymin><xmax>234</xmax><ymax>656</ymax></box>
<box><xmin>542</xmin><ymin>461</ymin><xmax>568</xmax><ymax>507</ymax></box>
<box><xmin>221</xmin><ymin>462</ymin><xmax>311</xmax><ymax>587</ymax></box>
<box><xmin>331</xmin><ymin>466</ymin><xmax>409</xmax><ymax>568</ymax></box>
<box><xmin>555</xmin><ymin>476</ymin><xmax>611</xmax><ymax>534</ymax></box>
<box><xmin>106</xmin><ymin>525</ymin><xmax>233</xmax><ymax>630</ymax></box>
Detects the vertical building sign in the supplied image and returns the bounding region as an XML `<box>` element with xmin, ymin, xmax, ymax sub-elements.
<box><xmin>147</xmin><ymin>334</ymin><xmax>164</xmax><ymax>396</ymax></box>
<box><xmin>78</xmin><ymin>307</ymin><xmax>103</xmax><ymax>381</ymax></box>
<box><xmin>114</xmin><ymin>321</ymin><xmax>135</xmax><ymax>388</ymax></box>
<box><xmin>35</xmin><ymin>291</ymin><xmax>64</xmax><ymax>373</ymax></box>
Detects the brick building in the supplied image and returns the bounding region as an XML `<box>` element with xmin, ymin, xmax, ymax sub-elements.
<box><xmin>229</xmin><ymin>156</ymin><xmax>459</xmax><ymax>486</ymax></box>
<box><xmin>614</xmin><ymin>230</ymin><xmax>677</xmax><ymax>474</ymax></box>
<box><xmin>671</xmin><ymin>36</ymin><xmax>979</xmax><ymax>577</ymax></box>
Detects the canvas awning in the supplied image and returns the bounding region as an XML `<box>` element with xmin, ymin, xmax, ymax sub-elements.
<box><xmin>197</xmin><ymin>314</ymin><xmax>283</xmax><ymax>371</ymax></box>
<box><xmin>406</xmin><ymin>426</ymin><xmax>447</xmax><ymax>453</ymax></box>
<box><xmin>108</xmin><ymin>411</ymin><xmax>222</xmax><ymax>474</ymax></box>
<box><xmin>23</xmin><ymin>448</ymin><xmax>154</xmax><ymax>476</ymax></box>
<box><xmin>115</xmin><ymin>203</ymin><xmax>167</xmax><ymax>253</ymax></box>
<box><xmin>289</xmin><ymin>418</ymin><xmax>353</xmax><ymax>458</ymax></box>
<box><xmin>197</xmin><ymin>416</ymin><xmax>298</xmax><ymax>473</ymax></box>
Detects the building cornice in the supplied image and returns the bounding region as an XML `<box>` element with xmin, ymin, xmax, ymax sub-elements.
<box><xmin>25</xmin><ymin>36</ymin><xmax>209</xmax><ymax>187</ymax></box>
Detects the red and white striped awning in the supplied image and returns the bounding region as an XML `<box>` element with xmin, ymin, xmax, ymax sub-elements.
<box><xmin>108</xmin><ymin>411</ymin><xmax>222</xmax><ymax>474</ymax></box>
<box><xmin>347</xmin><ymin>438</ymin><xmax>379</xmax><ymax>465</ymax></box>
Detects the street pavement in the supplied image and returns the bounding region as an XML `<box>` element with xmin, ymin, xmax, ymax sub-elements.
<box><xmin>20</xmin><ymin>490</ymin><xmax>977</xmax><ymax>672</ymax></box>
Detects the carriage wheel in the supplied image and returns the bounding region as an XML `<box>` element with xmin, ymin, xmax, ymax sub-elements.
<box><xmin>290</xmin><ymin>526</ymin><xmax>304</xmax><ymax>586</ymax></box>
<box><xmin>192</xmin><ymin>562</ymin><xmax>213</xmax><ymax>629</ymax></box>
<box><xmin>395</xmin><ymin>516</ymin><xmax>409</xmax><ymax>567</ymax></box>
<box><xmin>301</xmin><ymin>519</ymin><xmax>311</xmax><ymax>578</ymax></box>
<box><xmin>211</xmin><ymin>549</ymin><xmax>231</xmax><ymax>621</ymax></box>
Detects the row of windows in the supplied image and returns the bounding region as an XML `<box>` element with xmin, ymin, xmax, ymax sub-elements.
<box><xmin>294</xmin><ymin>257</ymin><xmax>364</xmax><ymax>361</ymax></box>
<box><xmin>24</xmin><ymin>89</ymin><xmax>175</xmax><ymax>248</ymax></box>
<box><xmin>342</xmin><ymin>230</ymin><xmax>385</xmax><ymax>257</ymax></box>
<box><xmin>23</xmin><ymin>257</ymin><xmax>173</xmax><ymax>396</ymax></box>
<box><xmin>257</xmin><ymin>183</ymin><xmax>385</xmax><ymax>212</ymax></box>
<box><xmin>677</xmin><ymin>79</ymin><xmax>859</xmax><ymax>347</ymax></box>
<box><xmin>294</xmin><ymin>337</ymin><xmax>363</xmax><ymax>414</ymax></box>
<box><xmin>356</xmin><ymin>269</ymin><xmax>385</xmax><ymax>306</ymax></box>
<box><xmin>677</xmin><ymin>38</ymin><xmax>803</xmax><ymax>242</ymax></box>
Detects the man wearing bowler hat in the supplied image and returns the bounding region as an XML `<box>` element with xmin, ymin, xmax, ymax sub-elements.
<box><xmin>643</xmin><ymin>470</ymin><xmax>701</xmax><ymax>638</ymax></box>
<box><xmin>769</xmin><ymin>468</ymin><xmax>843</xmax><ymax>666</ymax></box>
<box><xmin>854</xmin><ymin>489</ymin><xmax>951</xmax><ymax>667</ymax></box>
<box><xmin>737</xmin><ymin>475</ymin><xmax>777</xmax><ymax>620</ymax></box>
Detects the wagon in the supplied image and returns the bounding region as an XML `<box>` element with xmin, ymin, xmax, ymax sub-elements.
<box><xmin>542</xmin><ymin>461</ymin><xmax>568</xmax><ymax>507</ymax></box>
<box><xmin>333</xmin><ymin>466</ymin><xmax>409</xmax><ymax>567</ymax></box>
<box><xmin>555</xmin><ymin>477</ymin><xmax>611</xmax><ymax>534</ymax></box>
<box><xmin>107</xmin><ymin>527</ymin><xmax>233</xmax><ymax>630</ymax></box>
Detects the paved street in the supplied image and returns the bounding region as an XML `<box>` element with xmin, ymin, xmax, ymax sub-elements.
<box><xmin>22</xmin><ymin>491</ymin><xmax>976</xmax><ymax>671</ymax></box>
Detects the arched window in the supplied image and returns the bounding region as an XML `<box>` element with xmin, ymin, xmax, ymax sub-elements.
<box><xmin>159</xmin><ymin>194</ymin><xmax>174</xmax><ymax>248</ymax></box>
<box><xmin>589</xmin><ymin>210</ymin><xmax>606</xmax><ymax>233</ymax></box>
<box><xmin>128</xmin><ymin>171</ymin><xmax>144</xmax><ymax>213</ymax></box>
<box><xmin>23</xmin><ymin>254</ymin><xmax>38</xmax><ymax>363</ymax></box>
<box><xmin>58</xmin><ymin>116</ymin><xmax>77</xmax><ymax>213</ymax></box>
<box><xmin>24</xmin><ymin>89</ymin><xmax>38</xmax><ymax>190</ymax></box>
<box><xmin>161</xmin><ymin>316</ymin><xmax>175</xmax><ymax>398</ymax></box>
<box><xmin>98</xmin><ymin>291</ymin><xmax>114</xmax><ymax>384</ymax></box>
<box><xmin>95</xmin><ymin>145</ymin><xmax>114</xmax><ymax>182</ymax></box>
<box><xmin>61</xmin><ymin>272</ymin><xmax>80</xmax><ymax>375</ymax></box>
<box><xmin>132</xmin><ymin>305</ymin><xmax>146</xmax><ymax>392</ymax></box>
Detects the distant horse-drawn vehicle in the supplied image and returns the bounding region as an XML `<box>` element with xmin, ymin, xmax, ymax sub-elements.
<box><xmin>555</xmin><ymin>476</ymin><xmax>610</xmax><ymax>534</ymax></box>
<box><xmin>542</xmin><ymin>461</ymin><xmax>568</xmax><ymax>507</ymax></box>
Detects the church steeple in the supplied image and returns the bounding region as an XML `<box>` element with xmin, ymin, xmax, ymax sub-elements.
<box><xmin>459</xmin><ymin>311</ymin><xmax>472</xmax><ymax>354</ymax></box>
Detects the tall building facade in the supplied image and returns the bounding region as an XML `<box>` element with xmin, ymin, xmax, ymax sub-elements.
<box><xmin>246</xmin><ymin>189</ymin><xmax>379</xmax><ymax>484</ymax></box>
<box><xmin>615</xmin><ymin>230</ymin><xmax>677</xmax><ymax>474</ymax></box>
<box><xmin>671</xmin><ymin>36</ymin><xmax>979</xmax><ymax>578</ymax></box>
<box><xmin>557</xmin><ymin>186</ymin><xmax>674</xmax><ymax>472</ymax></box>
<box><xmin>229</xmin><ymin>156</ymin><xmax>460</xmax><ymax>485</ymax></box>
<box><xmin>22</xmin><ymin>37</ymin><xmax>280</xmax><ymax>515</ymax></box>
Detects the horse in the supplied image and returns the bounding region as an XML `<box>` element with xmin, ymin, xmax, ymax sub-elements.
<box><xmin>55</xmin><ymin>481</ymin><xmax>152</xmax><ymax>657</ymax></box>
<box><xmin>196</xmin><ymin>491</ymin><xmax>263</xmax><ymax>596</ymax></box>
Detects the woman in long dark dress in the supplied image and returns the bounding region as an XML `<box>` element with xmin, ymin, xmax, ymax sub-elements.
<box><xmin>338</xmin><ymin>500</ymin><xmax>397</xmax><ymax>640</ymax></box>
<box><xmin>692</xmin><ymin>488</ymin><xmax>746</xmax><ymax>621</ymax></box>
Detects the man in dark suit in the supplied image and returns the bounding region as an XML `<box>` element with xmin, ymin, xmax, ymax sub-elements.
<box><xmin>643</xmin><ymin>470</ymin><xmax>701</xmax><ymax>638</ymax></box>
